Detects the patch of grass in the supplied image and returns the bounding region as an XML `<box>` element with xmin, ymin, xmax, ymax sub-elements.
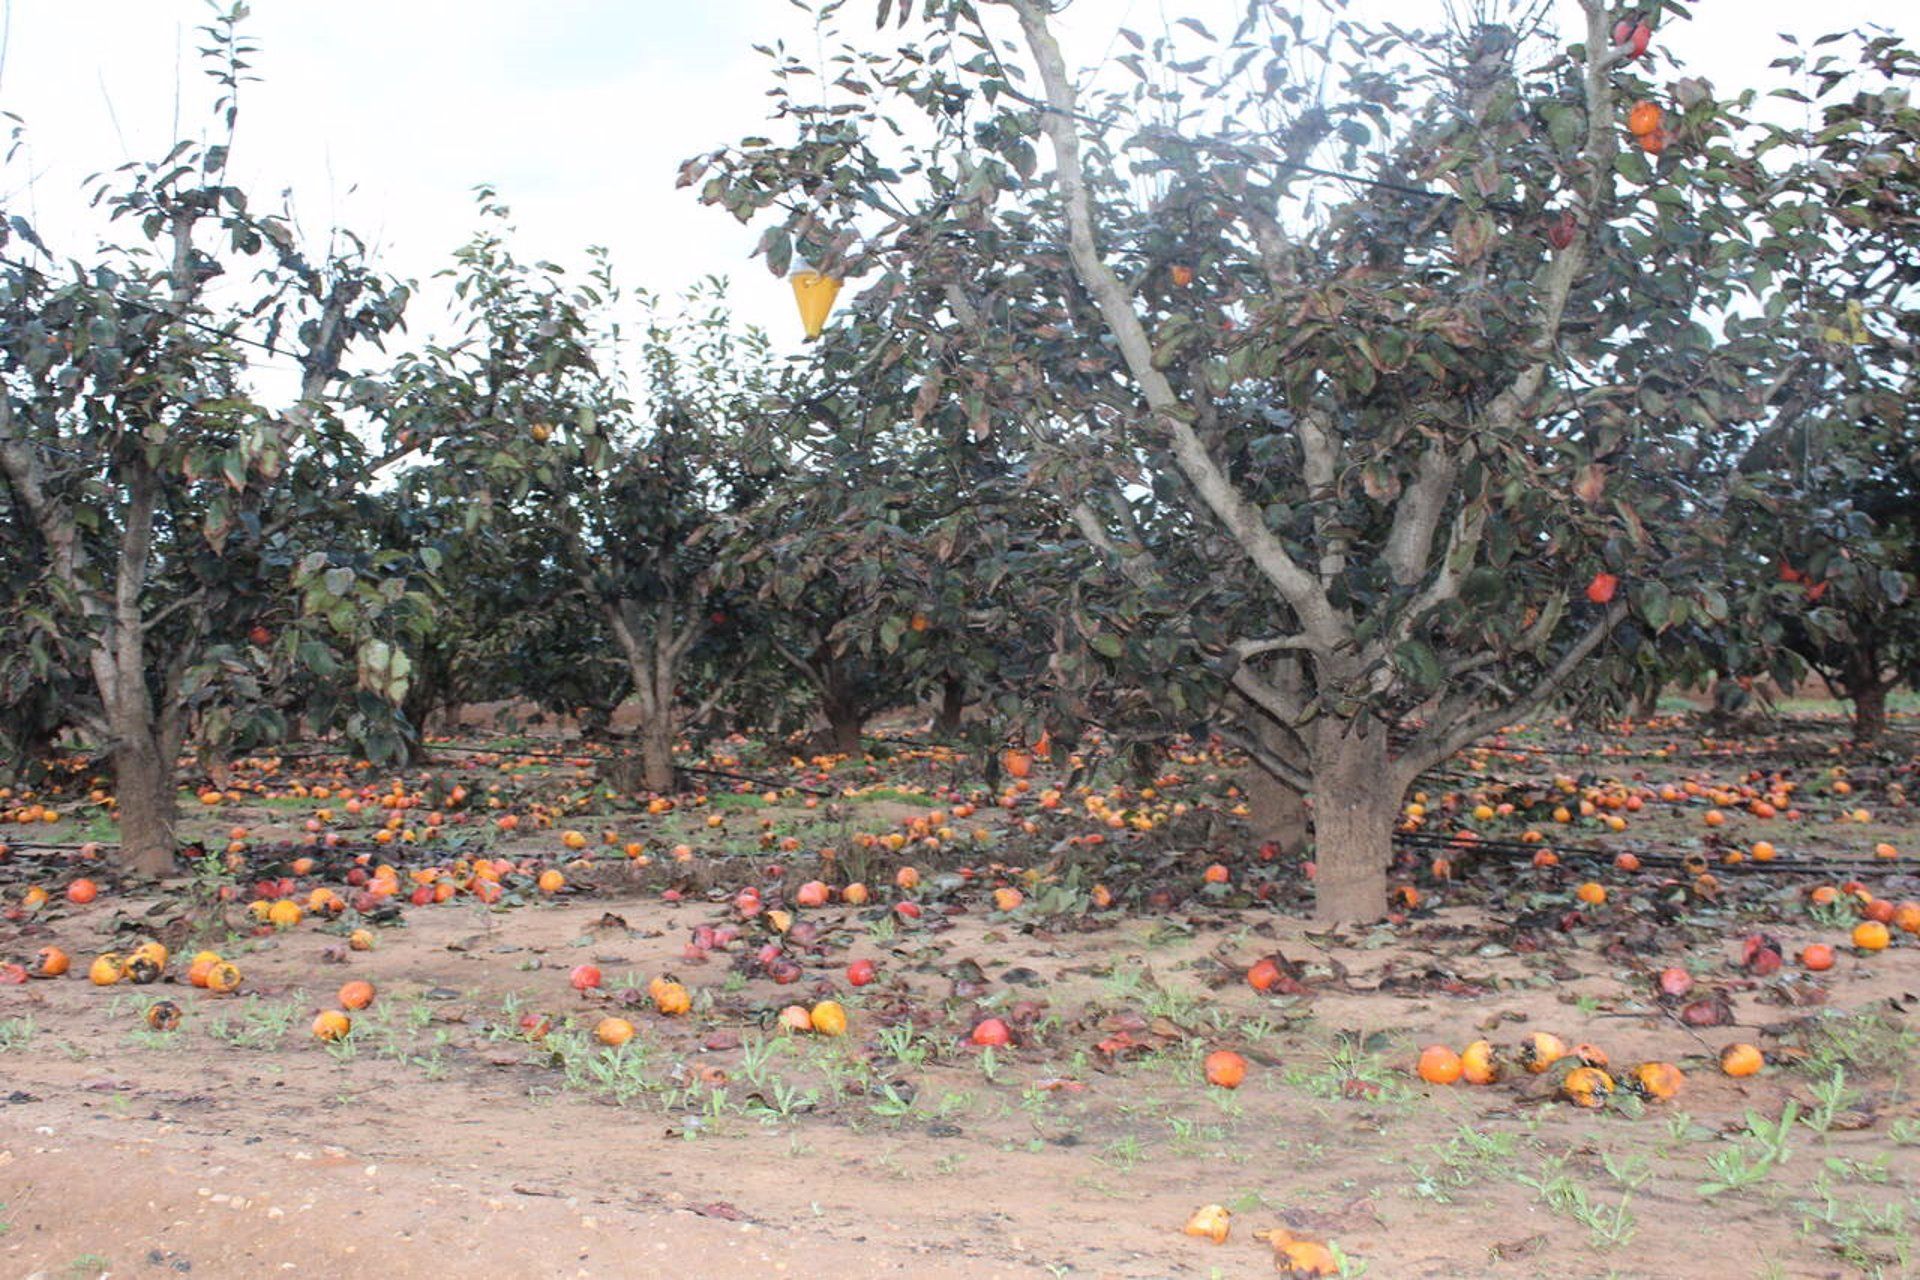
<box><xmin>204</xmin><ymin>996</ymin><xmax>305</xmax><ymax>1050</ymax></box>
<box><xmin>1699</xmin><ymin>1103</ymin><xmax>1799</xmax><ymax>1197</ymax></box>
<box><xmin>0</xmin><ymin>1016</ymin><xmax>37</xmax><ymax>1051</ymax></box>
<box><xmin>1514</xmin><ymin>1153</ymin><xmax>1639</xmax><ymax>1251</ymax></box>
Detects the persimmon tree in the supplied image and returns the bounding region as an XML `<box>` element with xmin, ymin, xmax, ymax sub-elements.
<box><xmin>738</xmin><ymin>319</ymin><xmax>1077</xmax><ymax>755</ymax></box>
<box><xmin>693</xmin><ymin>0</ymin><xmax>1783</xmax><ymax>919</ymax></box>
<box><xmin>1720</xmin><ymin>34</ymin><xmax>1919</xmax><ymax>743</ymax></box>
<box><xmin>383</xmin><ymin>204</ymin><xmax>779</xmax><ymax>791</ymax></box>
<box><xmin>0</xmin><ymin>9</ymin><xmax>409</xmax><ymax>874</ymax></box>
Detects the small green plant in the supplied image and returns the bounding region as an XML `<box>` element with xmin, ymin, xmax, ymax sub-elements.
<box><xmin>1699</xmin><ymin>1103</ymin><xmax>1799</xmax><ymax>1197</ymax></box>
<box><xmin>0</xmin><ymin>1016</ymin><xmax>37</xmax><ymax>1051</ymax></box>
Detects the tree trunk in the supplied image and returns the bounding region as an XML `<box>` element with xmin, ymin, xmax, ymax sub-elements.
<box><xmin>934</xmin><ymin>675</ymin><xmax>966</xmax><ymax>737</ymax></box>
<box><xmin>823</xmin><ymin>693</ymin><xmax>865</xmax><ymax>755</ymax></box>
<box><xmin>1851</xmin><ymin>680</ymin><xmax>1889</xmax><ymax>745</ymax></box>
<box><xmin>1308</xmin><ymin>720</ymin><xmax>1397</xmax><ymax>924</ymax></box>
<box><xmin>1244</xmin><ymin>710</ymin><xmax>1310</xmax><ymax>856</ymax></box>
<box><xmin>111</xmin><ymin>730</ymin><xmax>177</xmax><ymax>879</ymax></box>
<box><xmin>639</xmin><ymin>715</ymin><xmax>675</xmax><ymax>793</ymax></box>
<box><xmin>1634</xmin><ymin>683</ymin><xmax>1663</xmax><ymax>721</ymax></box>
<box><xmin>1246</xmin><ymin>768</ymin><xmax>1310</xmax><ymax>857</ymax></box>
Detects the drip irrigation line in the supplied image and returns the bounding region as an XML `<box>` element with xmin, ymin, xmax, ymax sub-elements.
<box><xmin>1393</xmin><ymin>828</ymin><xmax>1903</xmax><ymax>878</ymax></box>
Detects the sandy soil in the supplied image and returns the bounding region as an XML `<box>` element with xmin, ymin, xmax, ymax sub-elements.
<box><xmin>3</xmin><ymin>718</ymin><xmax>1918</xmax><ymax>1278</ymax></box>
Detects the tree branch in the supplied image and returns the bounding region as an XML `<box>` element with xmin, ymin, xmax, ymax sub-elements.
<box><xmin>1007</xmin><ymin>0</ymin><xmax>1345</xmax><ymax>651</ymax></box>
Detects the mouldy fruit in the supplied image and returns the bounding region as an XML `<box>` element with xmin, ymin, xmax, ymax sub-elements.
<box><xmin>1256</xmin><ymin>1228</ymin><xmax>1339</xmax><ymax>1277</ymax></box>
<box><xmin>1630</xmin><ymin>1061</ymin><xmax>1685</xmax><ymax>1102</ymax></box>
<box><xmin>1460</xmin><ymin>1040</ymin><xmax>1502</xmax><ymax>1085</ymax></box>
<box><xmin>89</xmin><ymin>953</ymin><xmax>126</xmax><ymax>986</ymax></box>
<box><xmin>145</xmin><ymin>1000</ymin><xmax>183</xmax><ymax>1032</ymax></box>
<box><xmin>1562</xmin><ymin>1066</ymin><xmax>1615</xmax><ymax>1108</ymax></box>
<box><xmin>1520</xmin><ymin>1031</ymin><xmax>1568</xmax><ymax>1074</ymax></box>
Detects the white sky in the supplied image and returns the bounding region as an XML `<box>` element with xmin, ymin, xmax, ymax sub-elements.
<box><xmin>0</xmin><ymin>0</ymin><xmax>1909</xmax><ymax>360</ymax></box>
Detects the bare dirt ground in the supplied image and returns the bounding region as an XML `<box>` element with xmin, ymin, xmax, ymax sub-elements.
<box><xmin>3</xmin><ymin>710</ymin><xmax>1918</xmax><ymax>1278</ymax></box>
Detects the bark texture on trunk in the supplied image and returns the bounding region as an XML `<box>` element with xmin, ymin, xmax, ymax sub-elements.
<box><xmin>1851</xmin><ymin>680</ymin><xmax>1889</xmax><ymax>745</ymax></box>
<box><xmin>639</xmin><ymin>717</ymin><xmax>675</xmax><ymax>793</ymax></box>
<box><xmin>1246</xmin><ymin>768</ymin><xmax>1310</xmax><ymax>857</ymax></box>
<box><xmin>1308</xmin><ymin>721</ymin><xmax>1395</xmax><ymax>924</ymax></box>
<box><xmin>934</xmin><ymin>675</ymin><xmax>966</xmax><ymax>738</ymax></box>
<box><xmin>825</xmin><ymin>705</ymin><xmax>865</xmax><ymax>755</ymax></box>
<box><xmin>112</xmin><ymin>734</ymin><xmax>178</xmax><ymax>878</ymax></box>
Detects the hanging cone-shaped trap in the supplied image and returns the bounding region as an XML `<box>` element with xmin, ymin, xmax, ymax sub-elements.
<box><xmin>791</xmin><ymin>270</ymin><xmax>844</xmax><ymax>340</ymax></box>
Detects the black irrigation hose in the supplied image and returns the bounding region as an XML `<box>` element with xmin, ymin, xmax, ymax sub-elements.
<box><xmin>1392</xmin><ymin>828</ymin><xmax>1905</xmax><ymax>879</ymax></box>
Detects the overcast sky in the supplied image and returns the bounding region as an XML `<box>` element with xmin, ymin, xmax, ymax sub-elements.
<box><xmin>0</xmin><ymin>0</ymin><xmax>1909</xmax><ymax>358</ymax></box>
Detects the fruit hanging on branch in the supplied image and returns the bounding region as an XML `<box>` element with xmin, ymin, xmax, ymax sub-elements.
<box><xmin>1627</xmin><ymin>101</ymin><xmax>1663</xmax><ymax>138</ymax></box>
<box><xmin>1586</xmin><ymin>572</ymin><xmax>1620</xmax><ymax>605</ymax></box>
<box><xmin>1546</xmin><ymin>210</ymin><xmax>1579</xmax><ymax>251</ymax></box>
<box><xmin>791</xmin><ymin>268</ymin><xmax>844</xmax><ymax>340</ymax></box>
<box><xmin>1613</xmin><ymin>17</ymin><xmax>1653</xmax><ymax>60</ymax></box>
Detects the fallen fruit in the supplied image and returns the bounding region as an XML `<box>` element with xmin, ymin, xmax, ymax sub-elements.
<box><xmin>338</xmin><ymin>980</ymin><xmax>375</xmax><ymax>1011</ymax></box>
<box><xmin>88</xmin><ymin>953</ymin><xmax>126</xmax><ymax>986</ymax></box>
<box><xmin>313</xmin><ymin>1010</ymin><xmax>352</xmax><ymax>1042</ymax></box>
<box><xmin>1630</xmin><ymin>1061</ymin><xmax>1685</xmax><ymax>1101</ymax></box>
<box><xmin>1720</xmin><ymin>1042</ymin><xmax>1764</xmax><ymax>1077</ymax></box>
<box><xmin>1203</xmin><ymin>1049</ymin><xmax>1247</xmax><ymax>1089</ymax></box>
<box><xmin>1562</xmin><ymin>1066</ymin><xmax>1615</xmax><ymax>1108</ymax></box>
<box><xmin>1852</xmin><ymin>920</ymin><xmax>1891</xmax><ymax>952</ymax></box>
<box><xmin>1417</xmin><ymin>1045</ymin><xmax>1463</xmax><ymax>1085</ymax></box>
<box><xmin>1182</xmin><ymin>1203</ymin><xmax>1231</xmax><ymax>1244</ymax></box>
<box><xmin>970</xmin><ymin>1017</ymin><xmax>1012</xmax><ymax>1047</ymax></box>
<box><xmin>1460</xmin><ymin>1039</ymin><xmax>1502</xmax><ymax>1085</ymax></box>
<box><xmin>1520</xmin><ymin>1031</ymin><xmax>1568</xmax><ymax>1074</ymax></box>
<box><xmin>810</xmin><ymin>1000</ymin><xmax>848</xmax><ymax>1036</ymax></box>
<box><xmin>594</xmin><ymin>1016</ymin><xmax>636</xmax><ymax>1046</ymax></box>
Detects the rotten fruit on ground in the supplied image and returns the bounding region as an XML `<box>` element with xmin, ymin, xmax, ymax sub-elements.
<box><xmin>1460</xmin><ymin>1040</ymin><xmax>1502</xmax><ymax>1085</ymax></box>
<box><xmin>1182</xmin><ymin>1203</ymin><xmax>1231</xmax><ymax>1244</ymax></box>
<box><xmin>1562</xmin><ymin>1066</ymin><xmax>1615</xmax><ymax>1107</ymax></box>
<box><xmin>1520</xmin><ymin>1032</ymin><xmax>1568</xmax><ymax>1074</ymax></box>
